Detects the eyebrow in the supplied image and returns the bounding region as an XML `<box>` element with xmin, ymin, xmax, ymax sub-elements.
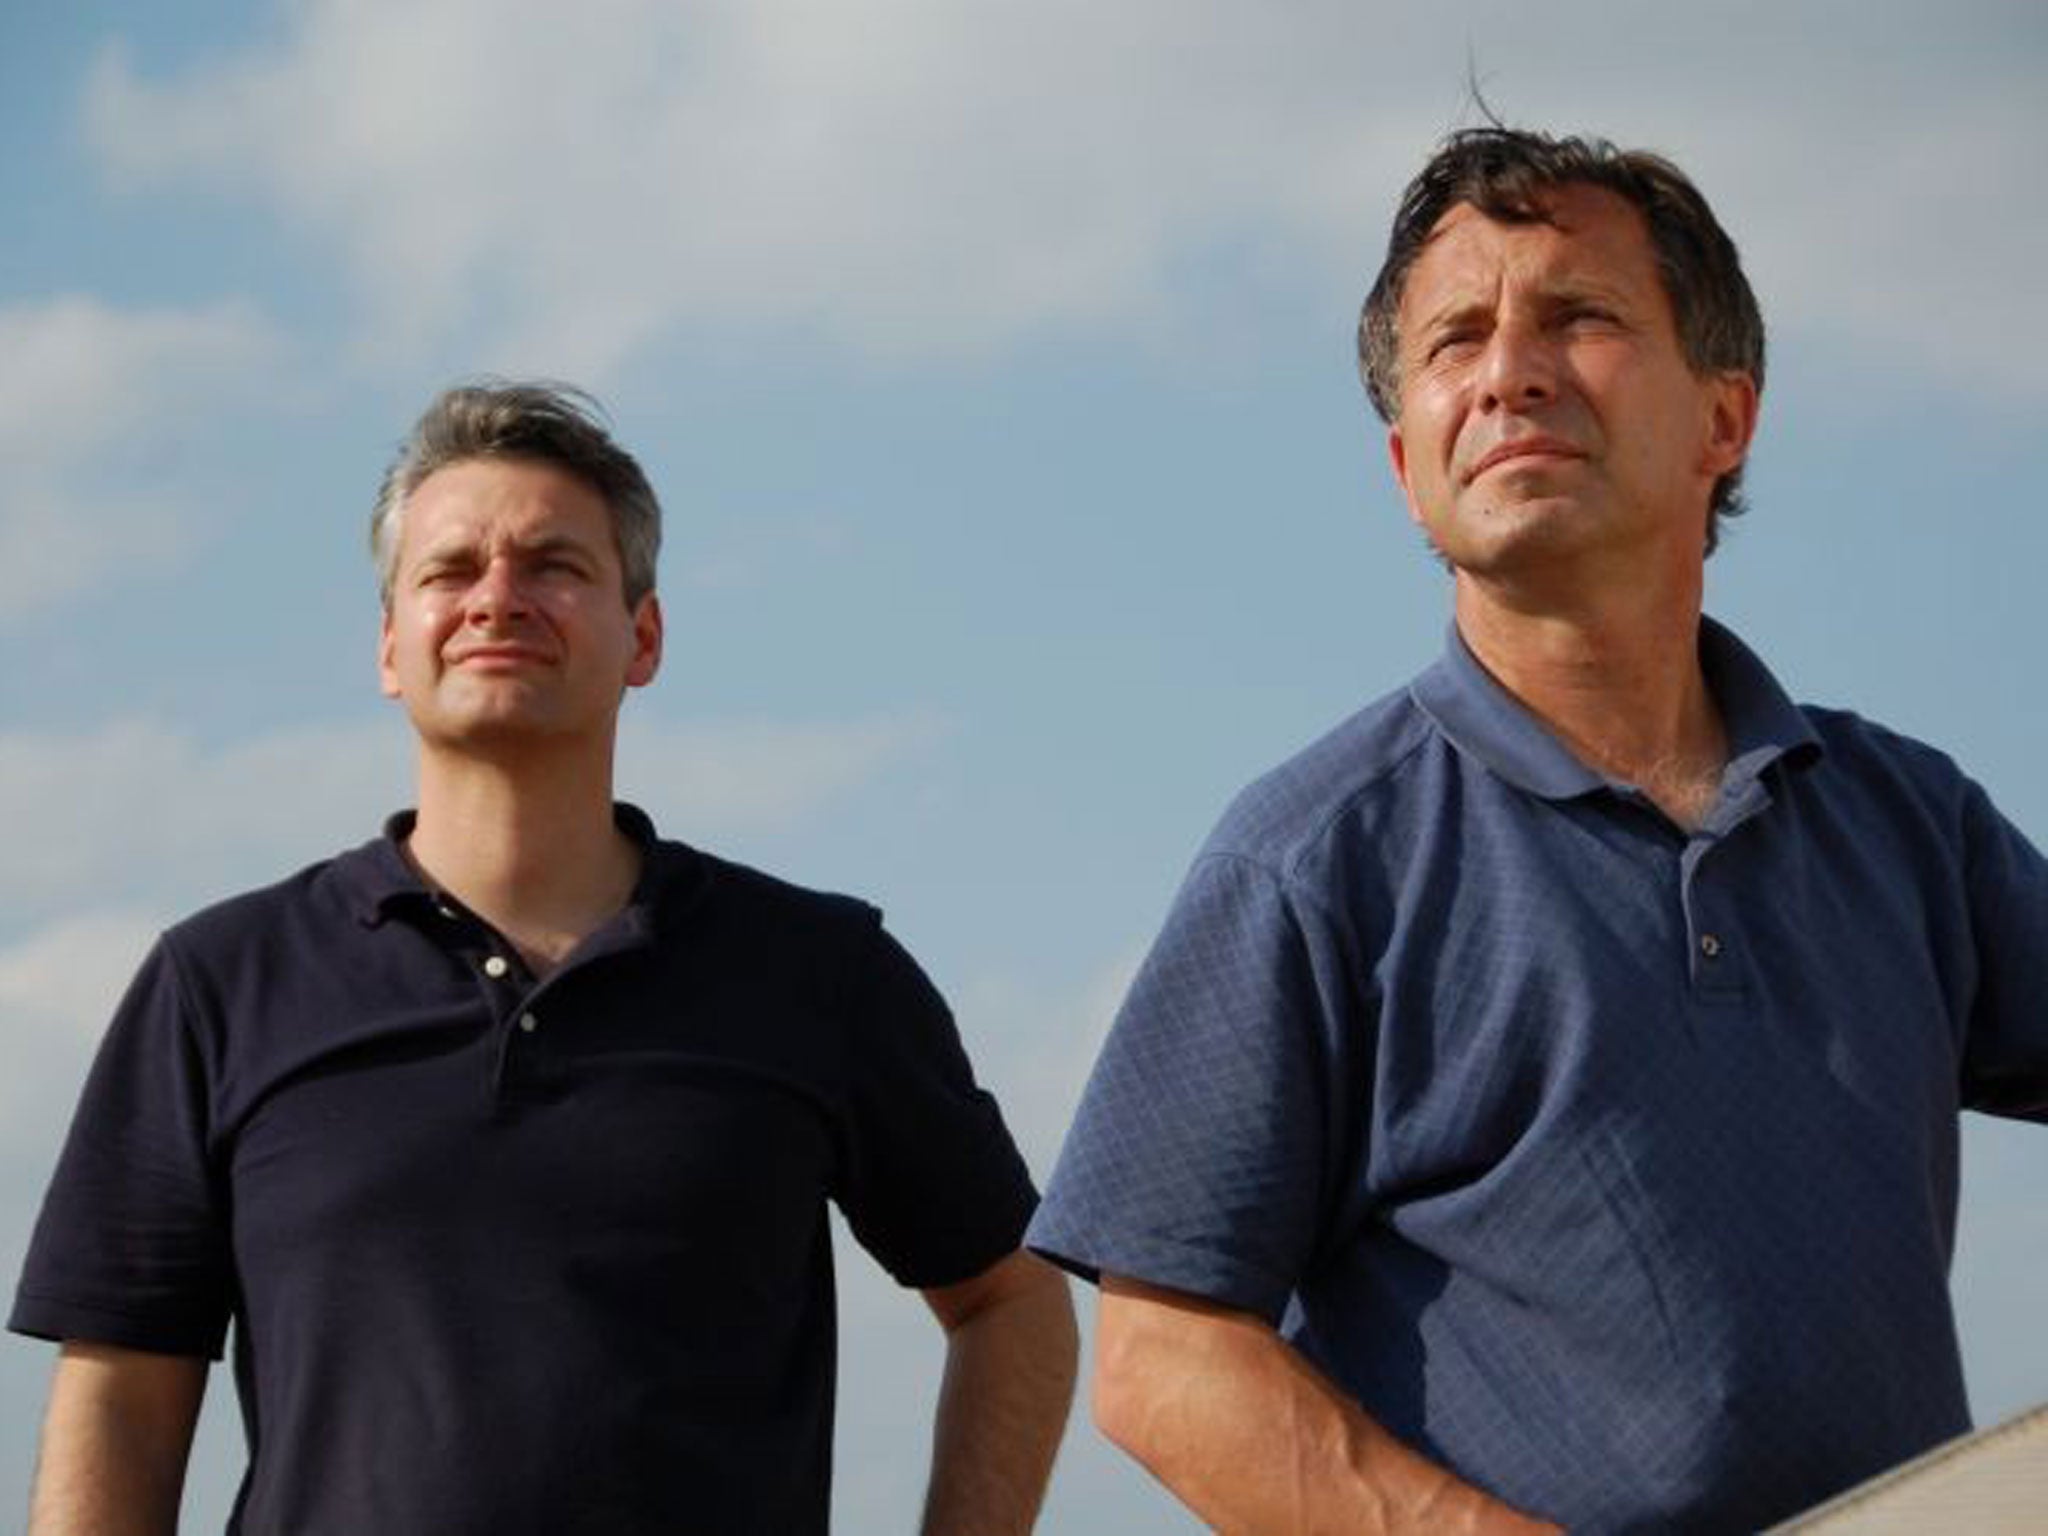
<box><xmin>1413</xmin><ymin>277</ymin><xmax>1637</xmax><ymax>337</ymax></box>
<box><xmin>412</xmin><ymin>532</ymin><xmax>602</xmax><ymax>567</ymax></box>
<box><xmin>1415</xmin><ymin>297</ymin><xmax>1492</xmax><ymax>334</ymax></box>
<box><xmin>514</xmin><ymin>535</ymin><xmax>600</xmax><ymax>563</ymax></box>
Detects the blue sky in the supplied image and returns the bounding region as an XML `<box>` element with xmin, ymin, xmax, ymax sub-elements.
<box><xmin>2</xmin><ymin>2</ymin><xmax>2044</xmax><ymax>1529</ymax></box>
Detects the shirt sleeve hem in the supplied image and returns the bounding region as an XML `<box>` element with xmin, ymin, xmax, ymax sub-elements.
<box><xmin>883</xmin><ymin>1177</ymin><xmax>1042</xmax><ymax>1291</ymax></box>
<box><xmin>8</xmin><ymin>1290</ymin><xmax>228</xmax><ymax>1360</ymax></box>
<box><xmin>1022</xmin><ymin>1219</ymin><xmax>1293</xmax><ymax>1326</ymax></box>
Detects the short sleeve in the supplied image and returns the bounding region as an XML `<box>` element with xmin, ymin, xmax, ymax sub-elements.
<box><xmin>9</xmin><ymin>937</ymin><xmax>233</xmax><ymax>1357</ymax></box>
<box><xmin>830</xmin><ymin>918</ymin><xmax>1038</xmax><ymax>1289</ymax></box>
<box><xmin>1959</xmin><ymin>783</ymin><xmax>2048</xmax><ymax>1120</ymax></box>
<box><xmin>1027</xmin><ymin>853</ymin><xmax>1356</xmax><ymax>1324</ymax></box>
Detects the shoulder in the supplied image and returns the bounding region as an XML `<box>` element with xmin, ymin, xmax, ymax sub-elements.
<box><xmin>160</xmin><ymin>843</ymin><xmax>381</xmax><ymax>970</ymax></box>
<box><xmin>76</xmin><ymin>846</ymin><xmax>386</xmax><ymax>1074</ymax></box>
<box><xmin>1797</xmin><ymin>704</ymin><xmax>1983</xmax><ymax>820</ymax></box>
<box><xmin>1790</xmin><ymin>705</ymin><xmax>2048</xmax><ymax>890</ymax></box>
<box><xmin>648</xmin><ymin>839</ymin><xmax>895</xmax><ymax>993</ymax></box>
<box><xmin>1202</xmin><ymin>684</ymin><xmax>1445</xmax><ymax>884</ymax></box>
<box><xmin>664</xmin><ymin>841</ymin><xmax>879</xmax><ymax>935</ymax></box>
<box><xmin>1802</xmin><ymin>704</ymin><xmax>1963</xmax><ymax>776</ymax></box>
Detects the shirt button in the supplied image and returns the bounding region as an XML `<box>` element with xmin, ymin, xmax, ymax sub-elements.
<box><xmin>1699</xmin><ymin>933</ymin><xmax>1723</xmax><ymax>959</ymax></box>
<box><xmin>519</xmin><ymin>1012</ymin><xmax>539</xmax><ymax>1033</ymax></box>
<box><xmin>483</xmin><ymin>955</ymin><xmax>509</xmax><ymax>979</ymax></box>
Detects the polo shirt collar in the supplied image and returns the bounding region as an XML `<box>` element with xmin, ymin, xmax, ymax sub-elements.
<box><xmin>335</xmin><ymin>817</ymin><xmax>430</xmax><ymax>924</ymax></box>
<box><xmin>340</xmin><ymin>802</ymin><xmax>706</xmax><ymax>927</ymax></box>
<box><xmin>1701</xmin><ymin>618</ymin><xmax>1824</xmax><ymax>785</ymax></box>
<box><xmin>1409</xmin><ymin>615</ymin><xmax>1822</xmax><ymax>803</ymax></box>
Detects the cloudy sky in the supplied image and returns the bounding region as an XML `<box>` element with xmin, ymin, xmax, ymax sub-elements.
<box><xmin>3</xmin><ymin>2</ymin><xmax>2044</xmax><ymax>1529</ymax></box>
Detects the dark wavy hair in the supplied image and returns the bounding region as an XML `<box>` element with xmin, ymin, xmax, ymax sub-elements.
<box><xmin>1358</xmin><ymin>127</ymin><xmax>1765</xmax><ymax>551</ymax></box>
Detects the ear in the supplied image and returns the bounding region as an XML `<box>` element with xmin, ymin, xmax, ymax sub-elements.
<box><xmin>625</xmin><ymin>593</ymin><xmax>663</xmax><ymax>689</ymax></box>
<box><xmin>377</xmin><ymin>609</ymin><xmax>401</xmax><ymax>698</ymax></box>
<box><xmin>1387</xmin><ymin>424</ymin><xmax>1426</xmax><ymax>527</ymax></box>
<box><xmin>1700</xmin><ymin>371</ymin><xmax>1760</xmax><ymax>479</ymax></box>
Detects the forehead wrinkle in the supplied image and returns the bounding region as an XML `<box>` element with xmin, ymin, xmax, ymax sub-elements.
<box><xmin>408</xmin><ymin>472</ymin><xmax>611</xmax><ymax>542</ymax></box>
<box><xmin>1406</xmin><ymin>213</ymin><xmax>1656</xmax><ymax>335</ymax></box>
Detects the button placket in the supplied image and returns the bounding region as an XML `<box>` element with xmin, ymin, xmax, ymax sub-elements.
<box><xmin>466</xmin><ymin>938</ymin><xmax>540</xmax><ymax>1050</ymax></box>
<box><xmin>1678</xmin><ymin>834</ymin><xmax>1744</xmax><ymax>996</ymax></box>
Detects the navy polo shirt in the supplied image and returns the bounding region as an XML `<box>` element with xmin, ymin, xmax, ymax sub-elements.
<box><xmin>13</xmin><ymin>805</ymin><xmax>1037</xmax><ymax>1536</ymax></box>
<box><xmin>1029</xmin><ymin>620</ymin><xmax>2048</xmax><ymax>1533</ymax></box>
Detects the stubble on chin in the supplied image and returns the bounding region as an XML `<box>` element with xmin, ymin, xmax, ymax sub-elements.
<box><xmin>1424</xmin><ymin>493</ymin><xmax>1597</xmax><ymax>584</ymax></box>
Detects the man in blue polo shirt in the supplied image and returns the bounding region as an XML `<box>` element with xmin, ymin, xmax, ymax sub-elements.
<box><xmin>13</xmin><ymin>382</ymin><xmax>1076</xmax><ymax>1535</ymax></box>
<box><xmin>1028</xmin><ymin>127</ymin><xmax>2048</xmax><ymax>1532</ymax></box>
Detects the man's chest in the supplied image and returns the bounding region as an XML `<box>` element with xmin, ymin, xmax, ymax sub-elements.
<box><xmin>1357</xmin><ymin>789</ymin><xmax>1969</xmax><ymax>1208</ymax></box>
<box><xmin>211</xmin><ymin>945</ymin><xmax>848</xmax><ymax>1322</ymax></box>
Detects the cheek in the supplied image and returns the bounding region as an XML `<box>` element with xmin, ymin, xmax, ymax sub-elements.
<box><xmin>391</xmin><ymin>603</ymin><xmax>456</xmax><ymax>661</ymax></box>
<box><xmin>1406</xmin><ymin>388</ymin><xmax>1465</xmax><ymax>463</ymax></box>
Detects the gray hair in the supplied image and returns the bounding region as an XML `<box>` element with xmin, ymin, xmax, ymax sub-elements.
<box><xmin>370</xmin><ymin>380</ymin><xmax>662</xmax><ymax>608</ymax></box>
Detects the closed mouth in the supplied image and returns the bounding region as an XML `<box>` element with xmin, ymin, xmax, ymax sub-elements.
<box><xmin>446</xmin><ymin>646</ymin><xmax>552</xmax><ymax>667</ymax></box>
<box><xmin>1463</xmin><ymin>438</ymin><xmax>1585</xmax><ymax>486</ymax></box>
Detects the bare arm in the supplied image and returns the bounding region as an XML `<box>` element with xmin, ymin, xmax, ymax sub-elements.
<box><xmin>28</xmin><ymin>1341</ymin><xmax>208</xmax><ymax>1536</ymax></box>
<box><xmin>918</xmin><ymin>1249</ymin><xmax>1078</xmax><ymax>1535</ymax></box>
<box><xmin>1095</xmin><ymin>1276</ymin><xmax>1561</xmax><ymax>1536</ymax></box>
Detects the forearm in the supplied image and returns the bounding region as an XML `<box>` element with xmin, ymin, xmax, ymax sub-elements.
<box><xmin>1096</xmin><ymin>1278</ymin><xmax>1559</xmax><ymax>1536</ymax></box>
<box><xmin>921</xmin><ymin>1254</ymin><xmax>1078</xmax><ymax>1535</ymax></box>
<box><xmin>29</xmin><ymin>1343</ymin><xmax>207</xmax><ymax>1536</ymax></box>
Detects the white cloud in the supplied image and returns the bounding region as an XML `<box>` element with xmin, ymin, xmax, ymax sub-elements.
<box><xmin>0</xmin><ymin>717</ymin><xmax>405</xmax><ymax>926</ymax></box>
<box><xmin>90</xmin><ymin>0</ymin><xmax>1332</xmax><ymax>373</ymax></box>
<box><xmin>77</xmin><ymin>2</ymin><xmax>2046</xmax><ymax>390</ymax></box>
<box><xmin>0</xmin><ymin>910</ymin><xmax>162</xmax><ymax>1158</ymax></box>
<box><xmin>0</xmin><ymin>296</ymin><xmax>274</xmax><ymax>462</ymax></box>
<box><xmin>0</xmin><ymin>910</ymin><xmax>161</xmax><ymax>1035</ymax></box>
<box><xmin>0</xmin><ymin>709</ymin><xmax>937</xmax><ymax>926</ymax></box>
<box><xmin>620</xmin><ymin>710</ymin><xmax>944</xmax><ymax>836</ymax></box>
<box><xmin>0</xmin><ymin>483</ymin><xmax>173</xmax><ymax>617</ymax></box>
<box><xmin>0</xmin><ymin>295</ymin><xmax>282</xmax><ymax>618</ymax></box>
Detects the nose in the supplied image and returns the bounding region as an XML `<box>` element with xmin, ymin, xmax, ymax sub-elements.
<box><xmin>464</xmin><ymin>555</ymin><xmax>532</xmax><ymax>625</ymax></box>
<box><xmin>1473</xmin><ymin>316</ymin><xmax>1557</xmax><ymax>414</ymax></box>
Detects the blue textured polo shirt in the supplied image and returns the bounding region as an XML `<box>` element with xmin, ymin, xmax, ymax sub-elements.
<box><xmin>1029</xmin><ymin>620</ymin><xmax>2048</xmax><ymax>1533</ymax></box>
<box><xmin>13</xmin><ymin>805</ymin><xmax>1037</xmax><ymax>1536</ymax></box>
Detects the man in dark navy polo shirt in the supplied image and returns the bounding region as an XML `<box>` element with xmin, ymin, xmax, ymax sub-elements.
<box><xmin>1028</xmin><ymin>128</ymin><xmax>2048</xmax><ymax>1532</ymax></box>
<box><xmin>12</xmin><ymin>382</ymin><xmax>1076</xmax><ymax>1535</ymax></box>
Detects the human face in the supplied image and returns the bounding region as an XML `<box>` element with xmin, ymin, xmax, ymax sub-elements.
<box><xmin>377</xmin><ymin>458</ymin><xmax>661</xmax><ymax>753</ymax></box>
<box><xmin>1386</xmin><ymin>184</ymin><xmax>1756</xmax><ymax>587</ymax></box>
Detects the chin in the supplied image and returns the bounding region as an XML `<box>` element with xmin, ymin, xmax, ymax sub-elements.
<box><xmin>1431</xmin><ymin>504</ymin><xmax>1591</xmax><ymax>572</ymax></box>
<box><xmin>412</xmin><ymin>703</ymin><xmax>557</xmax><ymax>747</ymax></box>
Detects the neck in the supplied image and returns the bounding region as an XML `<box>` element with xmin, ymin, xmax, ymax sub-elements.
<box><xmin>405</xmin><ymin>741</ymin><xmax>639</xmax><ymax>972</ymax></box>
<box><xmin>1452</xmin><ymin>567</ymin><xmax>1726</xmax><ymax>829</ymax></box>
